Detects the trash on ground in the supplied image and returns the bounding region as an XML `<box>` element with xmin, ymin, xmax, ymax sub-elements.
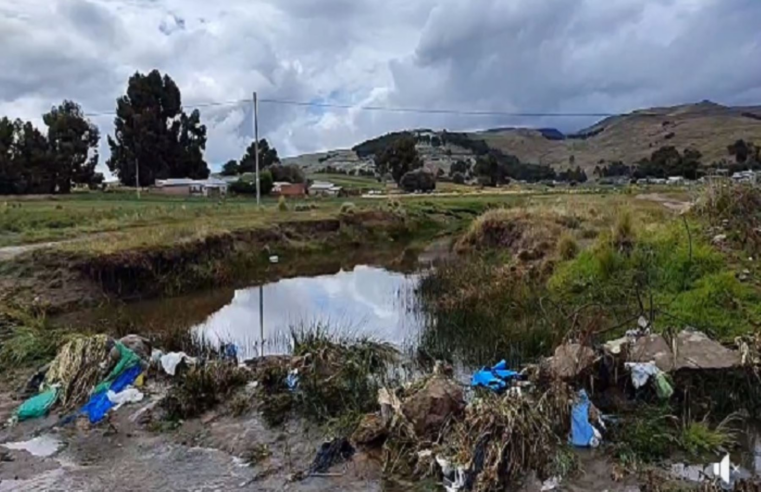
<box><xmin>107</xmin><ymin>387</ymin><xmax>144</xmax><ymax>410</ymax></box>
<box><xmin>470</xmin><ymin>359</ymin><xmax>520</xmax><ymax>392</ymax></box>
<box><xmin>308</xmin><ymin>438</ymin><xmax>355</xmax><ymax>475</ymax></box>
<box><xmin>81</xmin><ymin>363</ymin><xmax>143</xmax><ymax>424</ymax></box>
<box><xmin>2</xmin><ymin>434</ymin><xmax>62</xmax><ymax>458</ymax></box>
<box><xmin>570</xmin><ymin>389</ymin><xmax>602</xmax><ymax>447</ymax></box>
<box><xmin>160</xmin><ymin>352</ymin><xmax>197</xmax><ymax>376</ymax></box>
<box><xmin>16</xmin><ymin>386</ymin><xmax>59</xmax><ymax>421</ymax></box>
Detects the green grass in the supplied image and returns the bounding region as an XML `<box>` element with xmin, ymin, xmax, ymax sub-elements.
<box><xmin>307</xmin><ymin>173</ymin><xmax>386</xmax><ymax>191</ymax></box>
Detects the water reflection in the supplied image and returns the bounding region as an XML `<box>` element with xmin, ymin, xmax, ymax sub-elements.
<box><xmin>194</xmin><ymin>266</ymin><xmax>421</xmax><ymax>360</ymax></box>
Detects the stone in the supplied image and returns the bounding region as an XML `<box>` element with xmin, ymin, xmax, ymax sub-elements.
<box><xmin>547</xmin><ymin>343</ymin><xmax>596</xmax><ymax>379</ymax></box>
<box><xmin>351</xmin><ymin>413</ymin><xmax>387</xmax><ymax>447</ymax></box>
<box><xmin>401</xmin><ymin>376</ymin><xmax>464</xmax><ymax>438</ymax></box>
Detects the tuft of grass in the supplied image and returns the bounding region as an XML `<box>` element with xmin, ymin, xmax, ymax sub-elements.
<box><xmin>679</xmin><ymin>415</ymin><xmax>739</xmax><ymax>458</ymax></box>
<box><xmin>0</xmin><ymin>306</ymin><xmax>66</xmax><ymax>371</ymax></box>
<box><xmin>611</xmin><ymin>405</ymin><xmax>679</xmax><ymax>467</ymax></box>
<box><xmin>612</xmin><ymin>209</ymin><xmax>635</xmax><ymax>250</ymax></box>
<box><xmin>161</xmin><ymin>361</ymin><xmax>250</xmax><ymax>420</ymax></box>
<box><xmin>277</xmin><ymin>195</ymin><xmax>288</xmax><ymax>212</ymax></box>
<box><xmin>255</xmin><ymin>323</ymin><xmax>397</xmax><ymax>429</ymax></box>
<box><xmin>556</xmin><ymin>233</ymin><xmax>579</xmax><ymax>260</ymax></box>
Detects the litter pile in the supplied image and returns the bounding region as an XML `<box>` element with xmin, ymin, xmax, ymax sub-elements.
<box><xmin>342</xmin><ymin>324</ymin><xmax>760</xmax><ymax>491</ymax></box>
<box><xmin>12</xmin><ymin>333</ymin><xmax>208</xmax><ymax>426</ymax></box>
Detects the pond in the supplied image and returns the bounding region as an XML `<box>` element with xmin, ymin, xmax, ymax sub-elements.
<box><xmin>193</xmin><ymin>265</ymin><xmax>422</xmax><ymax>360</ymax></box>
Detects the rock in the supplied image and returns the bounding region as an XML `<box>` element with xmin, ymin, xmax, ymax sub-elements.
<box><xmin>351</xmin><ymin>413</ymin><xmax>387</xmax><ymax>447</ymax></box>
<box><xmin>629</xmin><ymin>335</ymin><xmax>674</xmax><ymax>372</ymax></box>
<box><xmin>547</xmin><ymin>343</ymin><xmax>596</xmax><ymax>379</ymax></box>
<box><xmin>401</xmin><ymin>376</ymin><xmax>464</xmax><ymax>438</ymax></box>
<box><xmin>629</xmin><ymin>330</ymin><xmax>741</xmax><ymax>372</ymax></box>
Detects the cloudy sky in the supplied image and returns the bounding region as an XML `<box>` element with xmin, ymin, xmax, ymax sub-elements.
<box><xmin>2</xmin><ymin>0</ymin><xmax>761</xmax><ymax>172</ymax></box>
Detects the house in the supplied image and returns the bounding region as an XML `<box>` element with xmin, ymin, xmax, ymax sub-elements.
<box><xmin>731</xmin><ymin>170</ymin><xmax>758</xmax><ymax>184</ymax></box>
<box><xmin>309</xmin><ymin>181</ymin><xmax>343</xmax><ymax>197</ymax></box>
<box><xmin>272</xmin><ymin>182</ymin><xmax>306</xmax><ymax>197</ymax></box>
<box><xmin>667</xmin><ymin>176</ymin><xmax>685</xmax><ymax>186</ymax></box>
<box><xmin>153</xmin><ymin>178</ymin><xmax>228</xmax><ymax>197</ymax></box>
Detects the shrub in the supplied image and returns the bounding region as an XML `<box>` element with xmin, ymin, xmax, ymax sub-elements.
<box><xmin>399</xmin><ymin>168</ymin><xmax>436</xmax><ymax>193</ymax></box>
<box><xmin>612</xmin><ymin>209</ymin><xmax>635</xmax><ymax>250</ymax></box>
<box><xmin>161</xmin><ymin>361</ymin><xmax>249</xmax><ymax>420</ymax></box>
<box><xmin>339</xmin><ymin>202</ymin><xmax>356</xmax><ymax>215</ymax></box>
<box><xmin>294</xmin><ymin>203</ymin><xmax>316</xmax><ymax>212</ymax></box>
<box><xmin>277</xmin><ymin>195</ymin><xmax>288</xmax><ymax>212</ymax></box>
<box><xmin>556</xmin><ymin>233</ymin><xmax>579</xmax><ymax>260</ymax></box>
<box><xmin>452</xmin><ymin>172</ymin><xmax>466</xmax><ymax>185</ymax></box>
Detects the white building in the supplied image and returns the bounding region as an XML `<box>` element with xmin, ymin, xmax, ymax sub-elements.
<box><xmin>154</xmin><ymin>178</ymin><xmax>228</xmax><ymax>197</ymax></box>
<box><xmin>309</xmin><ymin>181</ymin><xmax>343</xmax><ymax>196</ymax></box>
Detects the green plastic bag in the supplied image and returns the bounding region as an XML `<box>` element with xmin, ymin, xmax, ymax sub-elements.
<box><xmin>17</xmin><ymin>387</ymin><xmax>58</xmax><ymax>421</ymax></box>
<box><xmin>654</xmin><ymin>372</ymin><xmax>674</xmax><ymax>399</ymax></box>
<box><xmin>92</xmin><ymin>342</ymin><xmax>141</xmax><ymax>395</ymax></box>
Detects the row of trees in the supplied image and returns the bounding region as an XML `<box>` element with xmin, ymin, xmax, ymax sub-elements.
<box><xmin>0</xmin><ymin>101</ymin><xmax>102</xmax><ymax>194</ymax></box>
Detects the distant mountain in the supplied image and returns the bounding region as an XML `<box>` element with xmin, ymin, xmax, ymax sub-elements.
<box><xmin>285</xmin><ymin>101</ymin><xmax>761</xmax><ymax>174</ymax></box>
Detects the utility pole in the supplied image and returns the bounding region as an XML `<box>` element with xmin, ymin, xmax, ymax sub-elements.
<box><xmin>253</xmin><ymin>92</ymin><xmax>260</xmax><ymax>205</ymax></box>
<box><xmin>259</xmin><ymin>284</ymin><xmax>264</xmax><ymax>357</ymax></box>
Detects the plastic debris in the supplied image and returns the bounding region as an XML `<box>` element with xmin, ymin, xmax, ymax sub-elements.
<box><xmin>308</xmin><ymin>438</ymin><xmax>355</xmax><ymax>474</ymax></box>
<box><xmin>107</xmin><ymin>387</ymin><xmax>144</xmax><ymax>410</ymax></box>
<box><xmin>16</xmin><ymin>387</ymin><xmax>59</xmax><ymax>421</ymax></box>
<box><xmin>471</xmin><ymin>360</ymin><xmax>520</xmax><ymax>392</ymax></box>
<box><xmin>160</xmin><ymin>352</ymin><xmax>197</xmax><ymax>376</ymax></box>
<box><xmin>2</xmin><ymin>434</ymin><xmax>61</xmax><ymax>457</ymax></box>
<box><xmin>624</xmin><ymin>361</ymin><xmax>660</xmax><ymax>389</ymax></box>
<box><xmin>570</xmin><ymin>390</ymin><xmax>601</xmax><ymax>447</ymax></box>
<box><xmin>625</xmin><ymin>361</ymin><xmax>674</xmax><ymax>399</ymax></box>
<box><xmin>81</xmin><ymin>365</ymin><xmax>143</xmax><ymax>424</ymax></box>
<box><xmin>541</xmin><ymin>476</ymin><xmax>561</xmax><ymax>491</ymax></box>
<box><xmin>286</xmin><ymin>369</ymin><xmax>299</xmax><ymax>390</ymax></box>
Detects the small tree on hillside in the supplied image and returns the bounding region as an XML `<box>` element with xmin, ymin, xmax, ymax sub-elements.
<box><xmin>400</xmin><ymin>168</ymin><xmax>436</xmax><ymax>192</ymax></box>
<box><xmin>376</xmin><ymin>136</ymin><xmax>423</xmax><ymax>184</ymax></box>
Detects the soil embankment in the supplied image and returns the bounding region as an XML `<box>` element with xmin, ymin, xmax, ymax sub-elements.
<box><xmin>0</xmin><ymin>211</ymin><xmax>427</xmax><ymax>313</ymax></box>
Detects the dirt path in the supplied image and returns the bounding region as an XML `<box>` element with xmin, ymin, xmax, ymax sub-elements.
<box><xmin>635</xmin><ymin>193</ymin><xmax>693</xmax><ymax>213</ymax></box>
<box><xmin>0</xmin><ymin>242</ymin><xmax>70</xmax><ymax>262</ymax></box>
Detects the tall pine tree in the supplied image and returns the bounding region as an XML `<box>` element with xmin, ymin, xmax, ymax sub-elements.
<box><xmin>107</xmin><ymin>70</ymin><xmax>208</xmax><ymax>186</ymax></box>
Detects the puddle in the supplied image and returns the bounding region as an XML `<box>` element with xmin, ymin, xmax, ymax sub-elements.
<box><xmin>193</xmin><ymin>265</ymin><xmax>422</xmax><ymax>360</ymax></box>
<box><xmin>3</xmin><ymin>434</ymin><xmax>62</xmax><ymax>457</ymax></box>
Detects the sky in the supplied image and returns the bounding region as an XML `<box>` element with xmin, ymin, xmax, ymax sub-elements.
<box><xmin>2</xmin><ymin>0</ymin><xmax>761</xmax><ymax>173</ymax></box>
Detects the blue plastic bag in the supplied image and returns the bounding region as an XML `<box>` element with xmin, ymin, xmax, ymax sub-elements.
<box><xmin>81</xmin><ymin>365</ymin><xmax>143</xmax><ymax>424</ymax></box>
<box><xmin>470</xmin><ymin>360</ymin><xmax>520</xmax><ymax>393</ymax></box>
<box><xmin>570</xmin><ymin>390</ymin><xmax>597</xmax><ymax>447</ymax></box>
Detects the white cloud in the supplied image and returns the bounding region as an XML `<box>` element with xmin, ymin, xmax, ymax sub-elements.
<box><xmin>1</xmin><ymin>0</ymin><xmax>760</xmax><ymax>173</ymax></box>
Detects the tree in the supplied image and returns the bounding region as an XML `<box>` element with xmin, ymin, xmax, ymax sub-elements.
<box><xmin>270</xmin><ymin>164</ymin><xmax>305</xmax><ymax>183</ymax></box>
<box><xmin>221</xmin><ymin>160</ymin><xmax>240</xmax><ymax>176</ymax></box>
<box><xmin>13</xmin><ymin>120</ymin><xmax>53</xmax><ymax>194</ymax></box>
<box><xmin>107</xmin><ymin>70</ymin><xmax>209</xmax><ymax>186</ymax></box>
<box><xmin>450</xmin><ymin>160</ymin><xmax>470</xmax><ymax>176</ymax></box>
<box><xmin>43</xmin><ymin>100</ymin><xmax>100</xmax><ymax>192</ymax></box>
<box><xmin>452</xmin><ymin>172</ymin><xmax>466</xmax><ymax>185</ymax></box>
<box><xmin>400</xmin><ymin>168</ymin><xmax>436</xmax><ymax>192</ymax></box>
<box><xmin>375</xmin><ymin>136</ymin><xmax>423</xmax><ymax>184</ymax></box>
<box><xmin>473</xmin><ymin>155</ymin><xmax>502</xmax><ymax>186</ymax></box>
<box><xmin>728</xmin><ymin>139</ymin><xmax>750</xmax><ymax>163</ymax></box>
<box><xmin>0</xmin><ymin>117</ymin><xmax>17</xmax><ymax>194</ymax></box>
<box><xmin>239</xmin><ymin>138</ymin><xmax>280</xmax><ymax>173</ymax></box>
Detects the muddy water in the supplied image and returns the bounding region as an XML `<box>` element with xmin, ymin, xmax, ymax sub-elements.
<box><xmin>193</xmin><ymin>265</ymin><xmax>423</xmax><ymax>360</ymax></box>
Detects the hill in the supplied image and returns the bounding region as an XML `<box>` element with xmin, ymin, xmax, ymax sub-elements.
<box><xmin>479</xmin><ymin>101</ymin><xmax>761</xmax><ymax>172</ymax></box>
<box><xmin>284</xmin><ymin>101</ymin><xmax>761</xmax><ymax>175</ymax></box>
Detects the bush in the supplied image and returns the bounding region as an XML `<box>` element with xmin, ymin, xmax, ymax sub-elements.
<box><xmin>399</xmin><ymin>168</ymin><xmax>436</xmax><ymax>193</ymax></box>
<box><xmin>278</xmin><ymin>195</ymin><xmax>288</xmax><ymax>212</ymax></box>
<box><xmin>452</xmin><ymin>172</ymin><xmax>466</xmax><ymax>185</ymax></box>
<box><xmin>556</xmin><ymin>233</ymin><xmax>579</xmax><ymax>260</ymax></box>
<box><xmin>228</xmin><ymin>180</ymin><xmax>256</xmax><ymax>195</ymax></box>
<box><xmin>161</xmin><ymin>361</ymin><xmax>249</xmax><ymax>420</ymax></box>
<box><xmin>294</xmin><ymin>203</ymin><xmax>317</xmax><ymax>212</ymax></box>
<box><xmin>339</xmin><ymin>202</ymin><xmax>356</xmax><ymax>215</ymax></box>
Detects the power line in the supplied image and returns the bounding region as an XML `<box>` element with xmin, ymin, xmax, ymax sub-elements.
<box><xmin>82</xmin><ymin>96</ymin><xmax>615</xmax><ymax>119</ymax></box>
<box><xmin>259</xmin><ymin>97</ymin><xmax>616</xmax><ymax>118</ymax></box>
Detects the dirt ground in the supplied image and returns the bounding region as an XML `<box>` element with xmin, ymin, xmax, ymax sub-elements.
<box><xmin>0</xmin><ymin>382</ymin><xmax>650</xmax><ymax>492</ymax></box>
<box><xmin>0</xmin><ymin>386</ymin><xmax>383</xmax><ymax>492</ymax></box>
